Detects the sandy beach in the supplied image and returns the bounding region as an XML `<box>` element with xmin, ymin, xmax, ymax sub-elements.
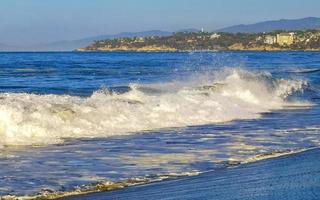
<box><xmin>60</xmin><ymin>148</ymin><xmax>320</xmax><ymax>200</ymax></box>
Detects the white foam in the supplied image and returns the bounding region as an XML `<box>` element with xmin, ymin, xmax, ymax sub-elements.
<box><xmin>0</xmin><ymin>69</ymin><xmax>310</xmax><ymax>147</ymax></box>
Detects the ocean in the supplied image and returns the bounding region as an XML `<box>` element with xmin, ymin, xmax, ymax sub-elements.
<box><xmin>0</xmin><ymin>51</ymin><xmax>319</xmax><ymax>198</ymax></box>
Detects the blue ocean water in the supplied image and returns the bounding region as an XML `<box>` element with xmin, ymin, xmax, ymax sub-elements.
<box><xmin>0</xmin><ymin>51</ymin><xmax>319</xmax><ymax>197</ymax></box>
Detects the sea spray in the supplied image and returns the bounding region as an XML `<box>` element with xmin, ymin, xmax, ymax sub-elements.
<box><xmin>0</xmin><ymin>68</ymin><xmax>310</xmax><ymax>147</ymax></box>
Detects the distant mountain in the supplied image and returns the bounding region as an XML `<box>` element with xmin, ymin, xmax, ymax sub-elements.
<box><xmin>3</xmin><ymin>17</ymin><xmax>320</xmax><ymax>51</ymax></box>
<box><xmin>0</xmin><ymin>29</ymin><xmax>200</xmax><ymax>51</ymax></box>
<box><xmin>177</xmin><ymin>28</ymin><xmax>200</xmax><ymax>33</ymax></box>
<box><xmin>26</xmin><ymin>30</ymin><xmax>173</xmax><ymax>51</ymax></box>
<box><xmin>0</xmin><ymin>43</ymin><xmax>20</xmax><ymax>51</ymax></box>
<box><xmin>0</xmin><ymin>30</ymin><xmax>173</xmax><ymax>52</ymax></box>
<box><xmin>217</xmin><ymin>17</ymin><xmax>320</xmax><ymax>33</ymax></box>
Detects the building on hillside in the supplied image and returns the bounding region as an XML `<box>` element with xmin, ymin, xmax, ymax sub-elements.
<box><xmin>187</xmin><ymin>39</ymin><xmax>195</xmax><ymax>43</ymax></box>
<box><xmin>276</xmin><ymin>33</ymin><xmax>294</xmax><ymax>46</ymax></box>
<box><xmin>210</xmin><ymin>33</ymin><xmax>221</xmax><ymax>39</ymax></box>
<box><xmin>135</xmin><ymin>37</ymin><xmax>145</xmax><ymax>42</ymax></box>
<box><xmin>264</xmin><ymin>35</ymin><xmax>276</xmax><ymax>44</ymax></box>
<box><xmin>256</xmin><ymin>36</ymin><xmax>263</xmax><ymax>41</ymax></box>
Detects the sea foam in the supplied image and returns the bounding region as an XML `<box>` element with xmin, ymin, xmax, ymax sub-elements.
<box><xmin>0</xmin><ymin>69</ymin><xmax>310</xmax><ymax>147</ymax></box>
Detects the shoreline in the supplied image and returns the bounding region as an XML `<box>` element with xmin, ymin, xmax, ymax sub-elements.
<box><xmin>1</xmin><ymin>50</ymin><xmax>320</xmax><ymax>54</ymax></box>
<box><xmin>76</xmin><ymin>49</ymin><xmax>320</xmax><ymax>53</ymax></box>
<box><xmin>2</xmin><ymin>148</ymin><xmax>315</xmax><ymax>200</ymax></box>
<box><xmin>59</xmin><ymin>147</ymin><xmax>320</xmax><ymax>200</ymax></box>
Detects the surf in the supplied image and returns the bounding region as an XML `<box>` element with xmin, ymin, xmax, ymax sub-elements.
<box><xmin>0</xmin><ymin>68</ymin><xmax>311</xmax><ymax>147</ymax></box>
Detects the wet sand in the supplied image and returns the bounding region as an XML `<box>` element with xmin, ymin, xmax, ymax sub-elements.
<box><xmin>60</xmin><ymin>148</ymin><xmax>320</xmax><ymax>200</ymax></box>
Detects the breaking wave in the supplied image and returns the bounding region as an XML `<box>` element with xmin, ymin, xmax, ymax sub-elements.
<box><xmin>0</xmin><ymin>68</ymin><xmax>311</xmax><ymax>147</ymax></box>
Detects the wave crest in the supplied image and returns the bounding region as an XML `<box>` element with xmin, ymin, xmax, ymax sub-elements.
<box><xmin>0</xmin><ymin>69</ymin><xmax>311</xmax><ymax>147</ymax></box>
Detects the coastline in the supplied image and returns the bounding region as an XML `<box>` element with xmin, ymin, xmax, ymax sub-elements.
<box><xmin>76</xmin><ymin>48</ymin><xmax>320</xmax><ymax>53</ymax></box>
<box><xmin>4</xmin><ymin>148</ymin><xmax>316</xmax><ymax>200</ymax></box>
<box><xmin>60</xmin><ymin>148</ymin><xmax>320</xmax><ymax>200</ymax></box>
<box><xmin>77</xmin><ymin>30</ymin><xmax>320</xmax><ymax>53</ymax></box>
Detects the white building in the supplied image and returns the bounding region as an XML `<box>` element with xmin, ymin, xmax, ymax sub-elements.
<box><xmin>264</xmin><ymin>35</ymin><xmax>276</xmax><ymax>45</ymax></box>
<box><xmin>210</xmin><ymin>33</ymin><xmax>221</xmax><ymax>39</ymax></box>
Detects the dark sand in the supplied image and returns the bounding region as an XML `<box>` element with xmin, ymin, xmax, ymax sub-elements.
<box><xmin>61</xmin><ymin>148</ymin><xmax>320</xmax><ymax>200</ymax></box>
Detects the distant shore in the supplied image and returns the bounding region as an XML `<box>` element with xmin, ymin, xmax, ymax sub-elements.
<box><xmin>77</xmin><ymin>30</ymin><xmax>320</xmax><ymax>52</ymax></box>
<box><xmin>76</xmin><ymin>48</ymin><xmax>320</xmax><ymax>53</ymax></box>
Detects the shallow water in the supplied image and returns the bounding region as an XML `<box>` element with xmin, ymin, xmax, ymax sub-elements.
<box><xmin>62</xmin><ymin>148</ymin><xmax>320</xmax><ymax>200</ymax></box>
<box><xmin>0</xmin><ymin>51</ymin><xmax>319</xmax><ymax>197</ymax></box>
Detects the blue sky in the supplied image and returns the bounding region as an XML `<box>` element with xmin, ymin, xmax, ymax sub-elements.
<box><xmin>0</xmin><ymin>0</ymin><xmax>319</xmax><ymax>45</ymax></box>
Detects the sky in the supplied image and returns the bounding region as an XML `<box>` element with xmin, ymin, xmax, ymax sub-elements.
<box><xmin>0</xmin><ymin>0</ymin><xmax>319</xmax><ymax>46</ymax></box>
